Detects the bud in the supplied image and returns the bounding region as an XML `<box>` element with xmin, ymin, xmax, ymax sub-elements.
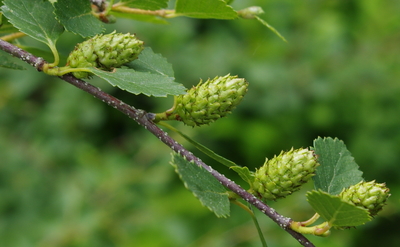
<box><xmin>165</xmin><ymin>74</ymin><xmax>248</xmax><ymax>127</ymax></box>
<box><xmin>252</xmin><ymin>148</ymin><xmax>319</xmax><ymax>201</ymax></box>
<box><xmin>339</xmin><ymin>180</ymin><xmax>390</xmax><ymax>216</ymax></box>
<box><xmin>237</xmin><ymin>6</ymin><xmax>264</xmax><ymax>19</ymax></box>
<box><xmin>66</xmin><ymin>31</ymin><xmax>144</xmax><ymax>78</ymax></box>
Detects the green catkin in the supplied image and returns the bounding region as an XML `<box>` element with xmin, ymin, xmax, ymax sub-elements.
<box><xmin>169</xmin><ymin>74</ymin><xmax>248</xmax><ymax>126</ymax></box>
<box><xmin>66</xmin><ymin>31</ymin><xmax>144</xmax><ymax>78</ymax></box>
<box><xmin>339</xmin><ymin>180</ymin><xmax>390</xmax><ymax>216</ymax></box>
<box><xmin>252</xmin><ymin>148</ymin><xmax>319</xmax><ymax>201</ymax></box>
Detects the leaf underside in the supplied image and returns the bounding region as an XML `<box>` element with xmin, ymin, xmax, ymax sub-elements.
<box><xmin>91</xmin><ymin>47</ymin><xmax>186</xmax><ymax>97</ymax></box>
<box><xmin>0</xmin><ymin>52</ymin><xmax>25</xmax><ymax>70</ymax></box>
<box><xmin>90</xmin><ymin>68</ymin><xmax>185</xmax><ymax>97</ymax></box>
<box><xmin>170</xmin><ymin>153</ymin><xmax>230</xmax><ymax>218</ymax></box>
<box><xmin>307</xmin><ymin>190</ymin><xmax>371</xmax><ymax>227</ymax></box>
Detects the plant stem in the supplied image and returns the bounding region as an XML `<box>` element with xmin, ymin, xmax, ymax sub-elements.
<box><xmin>111</xmin><ymin>5</ymin><xmax>177</xmax><ymax>18</ymax></box>
<box><xmin>0</xmin><ymin>32</ymin><xmax>26</xmax><ymax>42</ymax></box>
<box><xmin>299</xmin><ymin>213</ymin><xmax>321</xmax><ymax>226</ymax></box>
<box><xmin>291</xmin><ymin>221</ymin><xmax>331</xmax><ymax>237</ymax></box>
<box><xmin>0</xmin><ymin>39</ymin><xmax>316</xmax><ymax>247</ymax></box>
<box><xmin>158</xmin><ymin>121</ymin><xmax>239</xmax><ymax>168</ymax></box>
<box><xmin>231</xmin><ymin>200</ymin><xmax>268</xmax><ymax>247</ymax></box>
<box><xmin>44</xmin><ymin>66</ymin><xmax>92</xmax><ymax>76</ymax></box>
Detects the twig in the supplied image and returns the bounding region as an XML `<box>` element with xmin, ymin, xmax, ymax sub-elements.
<box><xmin>0</xmin><ymin>39</ymin><xmax>315</xmax><ymax>247</ymax></box>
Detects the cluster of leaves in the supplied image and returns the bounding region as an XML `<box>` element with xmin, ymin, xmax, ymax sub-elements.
<box><xmin>0</xmin><ymin>0</ymin><xmax>281</xmax><ymax>97</ymax></box>
<box><xmin>171</xmin><ymin>136</ymin><xmax>374</xmax><ymax>229</ymax></box>
<box><xmin>1</xmin><ymin>0</ymin><xmax>185</xmax><ymax>97</ymax></box>
<box><xmin>309</xmin><ymin>137</ymin><xmax>369</xmax><ymax>227</ymax></box>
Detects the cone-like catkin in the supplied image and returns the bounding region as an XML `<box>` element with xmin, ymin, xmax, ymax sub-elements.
<box><xmin>339</xmin><ymin>180</ymin><xmax>390</xmax><ymax>217</ymax></box>
<box><xmin>170</xmin><ymin>74</ymin><xmax>248</xmax><ymax>126</ymax></box>
<box><xmin>66</xmin><ymin>31</ymin><xmax>144</xmax><ymax>78</ymax></box>
<box><xmin>252</xmin><ymin>148</ymin><xmax>319</xmax><ymax>201</ymax></box>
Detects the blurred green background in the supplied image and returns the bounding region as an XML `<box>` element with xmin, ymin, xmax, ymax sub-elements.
<box><xmin>1</xmin><ymin>0</ymin><xmax>400</xmax><ymax>246</ymax></box>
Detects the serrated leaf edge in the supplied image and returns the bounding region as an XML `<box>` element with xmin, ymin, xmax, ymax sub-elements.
<box><xmin>313</xmin><ymin>136</ymin><xmax>364</xmax><ymax>195</ymax></box>
<box><xmin>307</xmin><ymin>190</ymin><xmax>372</xmax><ymax>227</ymax></box>
<box><xmin>170</xmin><ymin>153</ymin><xmax>230</xmax><ymax>218</ymax></box>
<box><xmin>90</xmin><ymin>68</ymin><xmax>185</xmax><ymax>97</ymax></box>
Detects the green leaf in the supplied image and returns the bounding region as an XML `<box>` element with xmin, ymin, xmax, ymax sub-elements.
<box><xmin>170</xmin><ymin>153</ymin><xmax>230</xmax><ymax>218</ymax></box>
<box><xmin>0</xmin><ymin>59</ymin><xmax>25</xmax><ymax>70</ymax></box>
<box><xmin>91</xmin><ymin>47</ymin><xmax>186</xmax><ymax>97</ymax></box>
<box><xmin>307</xmin><ymin>190</ymin><xmax>371</xmax><ymax>227</ymax></box>
<box><xmin>90</xmin><ymin>68</ymin><xmax>185</xmax><ymax>97</ymax></box>
<box><xmin>54</xmin><ymin>0</ymin><xmax>105</xmax><ymax>38</ymax></box>
<box><xmin>230</xmin><ymin>166</ymin><xmax>255</xmax><ymax>186</ymax></box>
<box><xmin>1</xmin><ymin>0</ymin><xmax>64</xmax><ymax>47</ymax></box>
<box><xmin>127</xmin><ymin>47</ymin><xmax>174</xmax><ymax>78</ymax></box>
<box><xmin>313</xmin><ymin>137</ymin><xmax>364</xmax><ymax>195</ymax></box>
<box><xmin>175</xmin><ymin>0</ymin><xmax>237</xmax><ymax>19</ymax></box>
<box><xmin>119</xmin><ymin>0</ymin><xmax>168</xmax><ymax>10</ymax></box>
<box><xmin>0</xmin><ymin>52</ymin><xmax>25</xmax><ymax>70</ymax></box>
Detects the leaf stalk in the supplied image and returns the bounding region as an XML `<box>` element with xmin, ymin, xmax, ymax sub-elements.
<box><xmin>290</xmin><ymin>215</ymin><xmax>331</xmax><ymax>237</ymax></box>
<box><xmin>231</xmin><ymin>199</ymin><xmax>268</xmax><ymax>247</ymax></box>
<box><xmin>111</xmin><ymin>5</ymin><xmax>177</xmax><ymax>18</ymax></box>
<box><xmin>0</xmin><ymin>32</ymin><xmax>25</xmax><ymax>42</ymax></box>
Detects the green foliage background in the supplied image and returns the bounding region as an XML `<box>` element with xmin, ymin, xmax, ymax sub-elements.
<box><xmin>1</xmin><ymin>0</ymin><xmax>400</xmax><ymax>246</ymax></box>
